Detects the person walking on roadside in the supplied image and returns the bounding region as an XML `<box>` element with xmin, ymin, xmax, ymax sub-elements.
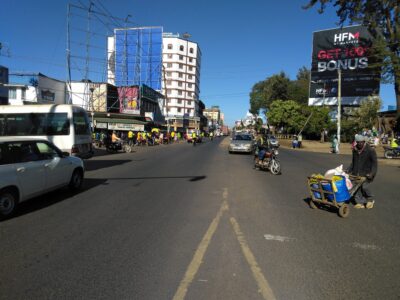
<box><xmin>128</xmin><ymin>130</ymin><xmax>134</xmax><ymax>146</ymax></box>
<box><xmin>171</xmin><ymin>131</ymin><xmax>175</xmax><ymax>143</ymax></box>
<box><xmin>297</xmin><ymin>133</ymin><xmax>303</xmax><ymax>148</ymax></box>
<box><xmin>347</xmin><ymin>135</ymin><xmax>378</xmax><ymax>209</ymax></box>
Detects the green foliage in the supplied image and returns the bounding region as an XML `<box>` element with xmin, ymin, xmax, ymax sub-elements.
<box><xmin>304</xmin><ymin>0</ymin><xmax>400</xmax><ymax>113</ymax></box>
<box><xmin>249</xmin><ymin>72</ymin><xmax>291</xmax><ymax>112</ymax></box>
<box><xmin>355</xmin><ymin>97</ymin><xmax>382</xmax><ymax>129</ymax></box>
<box><xmin>267</xmin><ymin>100</ymin><xmax>331</xmax><ymax>136</ymax></box>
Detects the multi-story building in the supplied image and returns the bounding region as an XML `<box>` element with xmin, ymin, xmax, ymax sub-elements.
<box><xmin>161</xmin><ymin>32</ymin><xmax>201</xmax><ymax>119</ymax></box>
<box><xmin>7</xmin><ymin>73</ymin><xmax>66</xmax><ymax>105</ymax></box>
<box><xmin>203</xmin><ymin>106</ymin><xmax>221</xmax><ymax>127</ymax></box>
<box><xmin>107</xmin><ymin>29</ymin><xmax>202</xmax><ymax>131</ymax></box>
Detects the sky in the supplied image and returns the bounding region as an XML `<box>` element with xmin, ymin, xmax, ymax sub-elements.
<box><xmin>0</xmin><ymin>0</ymin><xmax>396</xmax><ymax>126</ymax></box>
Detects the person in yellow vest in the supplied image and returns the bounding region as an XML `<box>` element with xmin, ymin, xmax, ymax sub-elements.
<box><xmin>171</xmin><ymin>131</ymin><xmax>175</xmax><ymax>143</ymax></box>
<box><xmin>191</xmin><ymin>131</ymin><xmax>197</xmax><ymax>146</ymax></box>
<box><xmin>128</xmin><ymin>130</ymin><xmax>134</xmax><ymax>146</ymax></box>
<box><xmin>391</xmin><ymin>137</ymin><xmax>399</xmax><ymax>150</ymax></box>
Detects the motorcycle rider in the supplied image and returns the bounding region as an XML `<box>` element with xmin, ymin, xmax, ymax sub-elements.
<box><xmin>191</xmin><ymin>131</ymin><xmax>197</xmax><ymax>146</ymax></box>
<box><xmin>390</xmin><ymin>136</ymin><xmax>399</xmax><ymax>150</ymax></box>
<box><xmin>112</xmin><ymin>131</ymin><xmax>120</xmax><ymax>143</ymax></box>
<box><xmin>254</xmin><ymin>134</ymin><xmax>272</xmax><ymax>167</ymax></box>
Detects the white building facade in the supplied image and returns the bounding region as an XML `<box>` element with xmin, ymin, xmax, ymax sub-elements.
<box><xmin>161</xmin><ymin>33</ymin><xmax>201</xmax><ymax>119</ymax></box>
<box><xmin>7</xmin><ymin>73</ymin><xmax>66</xmax><ymax>105</ymax></box>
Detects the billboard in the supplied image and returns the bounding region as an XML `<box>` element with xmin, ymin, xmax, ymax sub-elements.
<box><xmin>309</xmin><ymin>25</ymin><xmax>380</xmax><ymax>106</ymax></box>
<box><xmin>115</xmin><ymin>27</ymin><xmax>163</xmax><ymax>90</ymax></box>
<box><xmin>118</xmin><ymin>86</ymin><xmax>140</xmax><ymax>115</ymax></box>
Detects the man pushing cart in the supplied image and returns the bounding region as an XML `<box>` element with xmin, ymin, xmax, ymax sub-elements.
<box><xmin>307</xmin><ymin>134</ymin><xmax>378</xmax><ymax>218</ymax></box>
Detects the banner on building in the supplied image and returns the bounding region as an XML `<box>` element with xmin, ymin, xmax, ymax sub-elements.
<box><xmin>309</xmin><ymin>25</ymin><xmax>380</xmax><ymax>106</ymax></box>
<box><xmin>118</xmin><ymin>86</ymin><xmax>140</xmax><ymax>115</ymax></box>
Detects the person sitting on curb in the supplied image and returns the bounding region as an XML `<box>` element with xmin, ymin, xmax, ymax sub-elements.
<box><xmin>347</xmin><ymin>134</ymin><xmax>378</xmax><ymax>209</ymax></box>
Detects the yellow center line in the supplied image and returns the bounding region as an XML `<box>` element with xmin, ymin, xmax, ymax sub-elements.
<box><xmin>230</xmin><ymin>217</ymin><xmax>276</xmax><ymax>300</ymax></box>
<box><xmin>173</xmin><ymin>189</ymin><xmax>229</xmax><ymax>300</ymax></box>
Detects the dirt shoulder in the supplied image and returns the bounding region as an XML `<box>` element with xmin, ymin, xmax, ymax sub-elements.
<box><xmin>279</xmin><ymin>139</ymin><xmax>400</xmax><ymax>167</ymax></box>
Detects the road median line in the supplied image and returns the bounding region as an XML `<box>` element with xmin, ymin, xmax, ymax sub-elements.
<box><xmin>173</xmin><ymin>190</ymin><xmax>229</xmax><ymax>300</ymax></box>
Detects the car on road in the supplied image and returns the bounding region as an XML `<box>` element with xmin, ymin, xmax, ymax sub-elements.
<box><xmin>0</xmin><ymin>138</ymin><xmax>85</xmax><ymax>219</ymax></box>
<box><xmin>266</xmin><ymin>135</ymin><xmax>280</xmax><ymax>148</ymax></box>
<box><xmin>228</xmin><ymin>134</ymin><xmax>254</xmax><ymax>154</ymax></box>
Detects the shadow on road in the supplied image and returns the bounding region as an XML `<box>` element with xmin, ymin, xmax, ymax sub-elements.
<box><xmin>84</xmin><ymin>159</ymin><xmax>135</xmax><ymax>172</ymax></box>
<box><xmin>2</xmin><ymin>178</ymin><xmax>108</xmax><ymax>222</ymax></box>
<box><xmin>105</xmin><ymin>175</ymin><xmax>207</xmax><ymax>182</ymax></box>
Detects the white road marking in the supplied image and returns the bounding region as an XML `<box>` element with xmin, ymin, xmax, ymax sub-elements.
<box><xmin>352</xmin><ymin>242</ymin><xmax>380</xmax><ymax>250</ymax></box>
<box><xmin>173</xmin><ymin>190</ymin><xmax>229</xmax><ymax>300</ymax></box>
<box><xmin>231</xmin><ymin>218</ymin><xmax>276</xmax><ymax>300</ymax></box>
<box><xmin>264</xmin><ymin>234</ymin><xmax>295</xmax><ymax>242</ymax></box>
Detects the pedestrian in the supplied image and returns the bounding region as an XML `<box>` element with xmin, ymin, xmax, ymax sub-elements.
<box><xmin>331</xmin><ymin>135</ymin><xmax>338</xmax><ymax>153</ymax></box>
<box><xmin>297</xmin><ymin>133</ymin><xmax>303</xmax><ymax>148</ymax></box>
<box><xmin>347</xmin><ymin>135</ymin><xmax>378</xmax><ymax>209</ymax></box>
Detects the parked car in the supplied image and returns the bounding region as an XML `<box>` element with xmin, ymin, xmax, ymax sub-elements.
<box><xmin>0</xmin><ymin>138</ymin><xmax>85</xmax><ymax>219</ymax></box>
<box><xmin>228</xmin><ymin>134</ymin><xmax>254</xmax><ymax>154</ymax></box>
<box><xmin>266</xmin><ymin>135</ymin><xmax>280</xmax><ymax>148</ymax></box>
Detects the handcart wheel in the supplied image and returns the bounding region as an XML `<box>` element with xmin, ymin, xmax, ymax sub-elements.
<box><xmin>338</xmin><ymin>204</ymin><xmax>350</xmax><ymax>218</ymax></box>
<box><xmin>309</xmin><ymin>199</ymin><xmax>317</xmax><ymax>209</ymax></box>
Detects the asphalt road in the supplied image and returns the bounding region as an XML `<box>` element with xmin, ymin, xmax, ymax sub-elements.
<box><xmin>1</xmin><ymin>138</ymin><xmax>399</xmax><ymax>300</ymax></box>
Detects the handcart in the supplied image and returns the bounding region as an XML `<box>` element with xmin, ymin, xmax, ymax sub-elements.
<box><xmin>307</xmin><ymin>175</ymin><xmax>366</xmax><ymax>218</ymax></box>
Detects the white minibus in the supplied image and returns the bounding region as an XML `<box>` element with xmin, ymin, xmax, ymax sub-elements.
<box><xmin>0</xmin><ymin>104</ymin><xmax>93</xmax><ymax>158</ymax></box>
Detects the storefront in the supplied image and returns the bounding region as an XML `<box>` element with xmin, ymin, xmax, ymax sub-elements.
<box><xmin>94</xmin><ymin>117</ymin><xmax>146</xmax><ymax>132</ymax></box>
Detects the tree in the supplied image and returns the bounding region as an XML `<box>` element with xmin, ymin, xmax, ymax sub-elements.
<box><xmin>304</xmin><ymin>0</ymin><xmax>400</xmax><ymax>114</ymax></box>
<box><xmin>267</xmin><ymin>100</ymin><xmax>307</xmax><ymax>133</ymax></box>
<box><xmin>288</xmin><ymin>67</ymin><xmax>310</xmax><ymax>105</ymax></box>
<box><xmin>354</xmin><ymin>96</ymin><xmax>382</xmax><ymax>129</ymax></box>
<box><xmin>249</xmin><ymin>72</ymin><xmax>291</xmax><ymax>112</ymax></box>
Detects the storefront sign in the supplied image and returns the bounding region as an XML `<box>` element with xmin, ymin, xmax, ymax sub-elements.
<box><xmin>95</xmin><ymin>122</ymin><xmax>108</xmax><ymax>129</ymax></box>
<box><xmin>108</xmin><ymin>122</ymin><xmax>144</xmax><ymax>131</ymax></box>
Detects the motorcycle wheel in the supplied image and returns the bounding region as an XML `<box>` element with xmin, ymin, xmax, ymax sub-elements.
<box><xmin>123</xmin><ymin>144</ymin><xmax>132</xmax><ymax>153</ymax></box>
<box><xmin>270</xmin><ymin>159</ymin><xmax>281</xmax><ymax>175</ymax></box>
<box><xmin>384</xmin><ymin>150</ymin><xmax>394</xmax><ymax>159</ymax></box>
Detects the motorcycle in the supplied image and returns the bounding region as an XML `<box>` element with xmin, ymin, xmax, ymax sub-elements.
<box><xmin>106</xmin><ymin>141</ymin><xmax>132</xmax><ymax>153</ymax></box>
<box><xmin>383</xmin><ymin>146</ymin><xmax>400</xmax><ymax>159</ymax></box>
<box><xmin>254</xmin><ymin>147</ymin><xmax>281</xmax><ymax>175</ymax></box>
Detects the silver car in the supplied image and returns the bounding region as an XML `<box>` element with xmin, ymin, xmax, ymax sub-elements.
<box><xmin>229</xmin><ymin>134</ymin><xmax>254</xmax><ymax>154</ymax></box>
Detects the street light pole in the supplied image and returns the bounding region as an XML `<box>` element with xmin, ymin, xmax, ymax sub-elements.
<box><xmin>337</xmin><ymin>69</ymin><xmax>342</xmax><ymax>153</ymax></box>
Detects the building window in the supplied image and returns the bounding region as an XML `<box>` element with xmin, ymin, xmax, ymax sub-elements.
<box><xmin>188</xmin><ymin>75</ymin><xmax>192</xmax><ymax>80</ymax></box>
<box><xmin>189</xmin><ymin>66</ymin><xmax>193</xmax><ymax>71</ymax></box>
<box><xmin>168</xmin><ymin>44</ymin><xmax>173</xmax><ymax>49</ymax></box>
<box><xmin>187</xmin><ymin>100</ymin><xmax>192</xmax><ymax>106</ymax></box>
<box><xmin>167</xmin><ymin>108</ymin><xmax>171</xmax><ymax>112</ymax></box>
<box><xmin>188</xmin><ymin>83</ymin><xmax>193</xmax><ymax>88</ymax></box>
<box><xmin>189</xmin><ymin>58</ymin><xmax>193</xmax><ymax>63</ymax></box>
<box><xmin>168</xmin><ymin>54</ymin><xmax>172</xmax><ymax>58</ymax></box>
<box><xmin>178</xmin><ymin>99</ymin><xmax>182</xmax><ymax>104</ymax></box>
<box><xmin>178</xmin><ymin>90</ymin><xmax>183</xmax><ymax>95</ymax></box>
<box><xmin>190</xmin><ymin>47</ymin><xmax>194</xmax><ymax>54</ymax></box>
<box><xmin>179</xmin><ymin>55</ymin><xmax>183</xmax><ymax>60</ymax></box>
<box><xmin>9</xmin><ymin>88</ymin><xmax>17</xmax><ymax>99</ymax></box>
<box><xmin>167</xmin><ymin>63</ymin><xmax>172</xmax><ymax>68</ymax></box>
<box><xmin>188</xmin><ymin>92</ymin><xmax>192</xmax><ymax>97</ymax></box>
<box><xmin>166</xmin><ymin>71</ymin><xmax>172</xmax><ymax>77</ymax></box>
<box><xmin>167</xmin><ymin>90</ymin><xmax>171</xmax><ymax>95</ymax></box>
<box><xmin>178</xmin><ymin>108</ymin><xmax>182</xmax><ymax>113</ymax></box>
<box><xmin>178</xmin><ymin>82</ymin><xmax>183</xmax><ymax>87</ymax></box>
<box><xmin>178</xmin><ymin>73</ymin><xmax>183</xmax><ymax>78</ymax></box>
<box><xmin>179</xmin><ymin>64</ymin><xmax>183</xmax><ymax>69</ymax></box>
<box><xmin>179</xmin><ymin>45</ymin><xmax>184</xmax><ymax>51</ymax></box>
<box><xmin>21</xmin><ymin>88</ymin><xmax>26</xmax><ymax>100</ymax></box>
<box><xmin>167</xmin><ymin>80</ymin><xmax>172</xmax><ymax>86</ymax></box>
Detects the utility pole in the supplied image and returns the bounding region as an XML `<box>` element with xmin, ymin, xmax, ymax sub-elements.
<box><xmin>337</xmin><ymin>69</ymin><xmax>342</xmax><ymax>154</ymax></box>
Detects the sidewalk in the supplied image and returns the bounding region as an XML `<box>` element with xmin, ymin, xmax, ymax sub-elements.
<box><xmin>279</xmin><ymin>139</ymin><xmax>400</xmax><ymax>166</ymax></box>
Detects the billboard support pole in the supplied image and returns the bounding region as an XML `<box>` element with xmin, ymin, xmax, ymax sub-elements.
<box><xmin>337</xmin><ymin>69</ymin><xmax>342</xmax><ymax>153</ymax></box>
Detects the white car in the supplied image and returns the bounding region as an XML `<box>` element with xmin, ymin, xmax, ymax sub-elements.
<box><xmin>0</xmin><ymin>138</ymin><xmax>85</xmax><ymax>219</ymax></box>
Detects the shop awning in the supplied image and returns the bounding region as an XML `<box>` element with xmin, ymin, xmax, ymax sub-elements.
<box><xmin>95</xmin><ymin>117</ymin><xmax>147</xmax><ymax>125</ymax></box>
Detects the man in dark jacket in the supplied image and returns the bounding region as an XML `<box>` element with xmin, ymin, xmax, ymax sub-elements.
<box><xmin>347</xmin><ymin>134</ymin><xmax>378</xmax><ymax>209</ymax></box>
